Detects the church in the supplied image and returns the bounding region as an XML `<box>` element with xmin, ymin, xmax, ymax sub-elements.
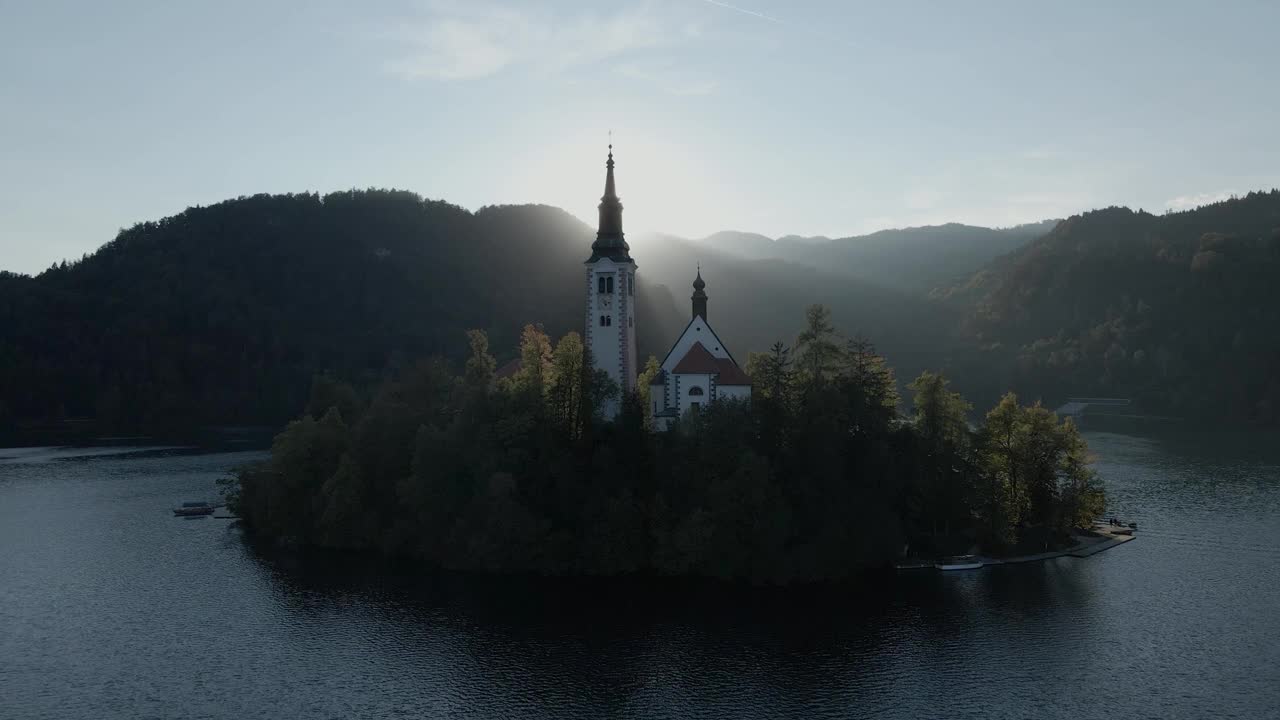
<box><xmin>584</xmin><ymin>146</ymin><xmax>751</xmax><ymax>427</ymax></box>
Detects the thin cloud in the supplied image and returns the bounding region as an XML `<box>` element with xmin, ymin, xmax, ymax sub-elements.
<box><xmin>697</xmin><ymin>0</ymin><xmax>783</xmax><ymax>24</ymax></box>
<box><xmin>386</xmin><ymin>2</ymin><xmax>670</xmax><ymax>81</ymax></box>
<box><xmin>1165</xmin><ymin>189</ymin><xmax>1238</xmax><ymax>211</ymax></box>
<box><xmin>695</xmin><ymin>0</ymin><xmax>861</xmax><ymax>51</ymax></box>
<box><xmin>902</xmin><ymin>187</ymin><xmax>945</xmax><ymax>211</ymax></box>
<box><xmin>618</xmin><ymin>62</ymin><xmax>717</xmax><ymax>96</ymax></box>
<box><xmin>1018</xmin><ymin>146</ymin><xmax>1064</xmax><ymax>162</ymax></box>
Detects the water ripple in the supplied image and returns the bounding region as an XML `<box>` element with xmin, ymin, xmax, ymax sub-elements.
<box><xmin>1</xmin><ymin>435</ymin><xmax>1278</xmax><ymax>719</ymax></box>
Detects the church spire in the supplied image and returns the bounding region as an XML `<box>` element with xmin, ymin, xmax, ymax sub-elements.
<box><xmin>691</xmin><ymin>265</ymin><xmax>707</xmax><ymax>320</ymax></box>
<box><xmin>603</xmin><ymin>146</ymin><xmax>617</xmax><ymax>202</ymax></box>
<box><xmin>588</xmin><ymin>143</ymin><xmax>631</xmax><ymax>263</ymax></box>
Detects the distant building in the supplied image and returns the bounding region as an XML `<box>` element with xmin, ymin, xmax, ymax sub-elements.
<box><xmin>648</xmin><ymin>268</ymin><xmax>751</xmax><ymax>430</ymax></box>
<box><xmin>583</xmin><ymin>145</ymin><xmax>638</xmax><ymax>419</ymax></box>
<box><xmin>492</xmin><ymin>357</ymin><xmax>523</xmax><ymax>384</ymax></box>
<box><xmin>579</xmin><ymin>143</ymin><xmax>749</xmax><ymax>426</ymax></box>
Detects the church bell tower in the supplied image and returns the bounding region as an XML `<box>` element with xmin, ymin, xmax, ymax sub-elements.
<box><xmin>584</xmin><ymin>145</ymin><xmax>637</xmax><ymax>419</ymax></box>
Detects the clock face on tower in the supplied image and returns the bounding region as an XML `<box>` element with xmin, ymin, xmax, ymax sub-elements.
<box><xmin>601</xmin><ymin>295</ymin><xmax>612</xmax><ymax>309</ymax></box>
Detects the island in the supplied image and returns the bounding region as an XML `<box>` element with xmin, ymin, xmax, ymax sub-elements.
<box><xmin>224</xmin><ymin>149</ymin><xmax>1108</xmax><ymax>584</ymax></box>
<box><xmin>225</xmin><ymin>309</ymin><xmax>1107</xmax><ymax>584</ymax></box>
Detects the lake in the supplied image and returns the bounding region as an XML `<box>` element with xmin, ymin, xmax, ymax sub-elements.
<box><xmin>2</xmin><ymin>428</ymin><xmax>1278</xmax><ymax>719</ymax></box>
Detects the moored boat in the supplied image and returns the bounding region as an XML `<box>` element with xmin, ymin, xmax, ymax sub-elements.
<box><xmin>935</xmin><ymin>554</ymin><xmax>984</xmax><ymax>571</ymax></box>
<box><xmin>1097</xmin><ymin>518</ymin><xmax>1138</xmax><ymax>535</ymax></box>
<box><xmin>173</xmin><ymin>501</ymin><xmax>216</xmax><ymax>517</ymax></box>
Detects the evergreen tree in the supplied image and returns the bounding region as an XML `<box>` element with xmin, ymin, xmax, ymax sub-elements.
<box><xmin>905</xmin><ymin>371</ymin><xmax>977</xmax><ymax>551</ymax></box>
<box><xmin>226</xmin><ymin>311</ymin><xmax>1109</xmax><ymax>582</ymax></box>
<box><xmin>746</xmin><ymin>342</ymin><xmax>793</xmax><ymax>403</ymax></box>
<box><xmin>794</xmin><ymin>304</ymin><xmax>843</xmax><ymax>384</ymax></box>
<box><xmin>464</xmin><ymin>329</ymin><xmax>497</xmax><ymax>388</ymax></box>
<box><xmin>908</xmin><ymin>371</ymin><xmax>971</xmax><ymax>448</ymax></box>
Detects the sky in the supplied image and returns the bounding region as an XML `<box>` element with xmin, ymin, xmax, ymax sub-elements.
<box><xmin>2</xmin><ymin>0</ymin><xmax>1279</xmax><ymax>274</ymax></box>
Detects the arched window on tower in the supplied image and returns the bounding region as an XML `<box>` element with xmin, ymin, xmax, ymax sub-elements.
<box><xmin>688</xmin><ymin>386</ymin><xmax>705</xmax><ymax>397</ymax></box>
<box><xmin>605</xmin><ymin>315</ymin><xmax>613</xmax><ymax>326</ymax></box>
<box><xmin>606</xmin><ymin>276</ymin><xmax>614</xmax><ymax>294</ymax></box>
<box><xmin>599</xmin><ymin>315</ymin><xmax>606</xmax><ymax>327</ymax></box>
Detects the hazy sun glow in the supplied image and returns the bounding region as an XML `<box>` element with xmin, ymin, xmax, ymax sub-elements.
<box><xmin>502</xmin><ymin>132</ymin><xmax>726</xmax><ymax>241</ymax></box>
<box><xmin>2</xmin><ymin>1</ymin><xmax>1279</xmax><ymax>272</ymax></box>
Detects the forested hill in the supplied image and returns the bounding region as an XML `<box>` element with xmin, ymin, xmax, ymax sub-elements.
<box><xmin>694</xmin><ymin>221</ymin><xmax>1058</xmax><ymax>292</ymax></box>
<box><xmin>0</xmin><ymin>190</ymin><xmax>951</xmax><ymax>437</ymax></box>
<box><xmin>936</xmin><ymin>190</ymin><xmax>1280</xmax><ymax>423</ymax></box>
<box><xmin>0</xmin><ymin>192</ymin><xmax>676</xmax><ymax>434</ymax></box>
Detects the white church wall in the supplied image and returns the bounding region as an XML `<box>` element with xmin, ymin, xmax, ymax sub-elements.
<box><xmin>675</xmin><ymin>373</ymin><xmax>712</xmax><ymax>416</ymax></box>
<box><xmin>585</xmin><ymin>256</ymin><xmax>637</xmax><ymax>418</ymax></box>
<box><xmin>717</xmin><ymin>385</ymin><xmax>751</xmax><ymax>403</ymax></box>
<box><xmin>619</xmin><ymin>267</ymin><xmax>637</xmax><ymax>395</ymax></box>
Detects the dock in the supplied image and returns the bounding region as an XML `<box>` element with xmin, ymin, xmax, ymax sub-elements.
<box><xmin>1054</xmin><ymin>397</ymin><xmax>1131</xmax><ymax>420</ymax></box>
<box><xmin>1068</xmin><ymin>532</ymin><xmax>1135</xmax><ymax>557</ymax></box>
<box><xmin>988</xmin><ymin>525</ymin><xmax>1136</xmax><ymax>565</ymax></box>
<box><xmin>895</xmin><ymin>524</ymin><xmax>1136</xmax><ymax>570</ymax></box>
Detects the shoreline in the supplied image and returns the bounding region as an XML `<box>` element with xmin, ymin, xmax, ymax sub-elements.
<box><xmin>895</xmin><ymin>525</ymin><xmax>1137</xmax><ymax>570</ymax></box>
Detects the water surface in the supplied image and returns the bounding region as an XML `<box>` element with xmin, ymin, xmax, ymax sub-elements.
<box><xmin>1</xmin><ymin>430</ymin><xmax>1277</xmax><ymax>719</ymax></box>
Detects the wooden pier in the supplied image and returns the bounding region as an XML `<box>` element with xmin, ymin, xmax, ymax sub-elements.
<box><xmin>1068</xmin><ymin>532</ymin><xmax>1136</xmax><ymax>557</ymax></box>
<box><xmin>895</xmin><ymin>524</ymin><xmax>1136</xmax><ymax>570</ymax></box>
<box><xmin>1055</xmin><ymin>397</ymin><xmax>1131</xmax><ymax>419</ymax></box>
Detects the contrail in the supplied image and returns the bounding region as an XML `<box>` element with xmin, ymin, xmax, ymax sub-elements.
<box><xmin>698</xmin><ymin>0</ymin><xmax>783</xmax><ymax>24</ymax></box>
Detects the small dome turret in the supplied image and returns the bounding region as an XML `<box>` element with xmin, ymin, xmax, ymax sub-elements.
<box><xmin>691</xmin><ymin>265</ymin><xmax>708</xmax><ymax>320</ymax></box>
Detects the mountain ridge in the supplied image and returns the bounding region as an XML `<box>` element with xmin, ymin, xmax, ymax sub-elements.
<box><xmin>0</xmin><ymin>190</ymin><xmax>955</xmax><ymax>436</ymax></box>
<box><xmin>5</xmin><ymin>189</ymin><xmax>1279</xmax><ymax>433</ymax></box>
<box><xmin>938</xmin><ymin>190</ymin><xmax>1280</xmax><ymax>422</ymax></box>
<box><xmin>690</xmin><ymin>219</ymin><xmax>1061</xmax><ymax>292</ymax></box>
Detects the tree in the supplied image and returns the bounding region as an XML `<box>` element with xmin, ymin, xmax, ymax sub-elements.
<box><xmin>547</xmin><ymin>332</ymin><xmax>585</xmax><ymax>435</ymax></box>
<box><xmin>1019</xmin><ymin>403</ymin><xmax>1064</xmax><ymax>532</ymax></box>
<box><xmin>846</xmin><ymin>336</ymin><xmax>898</xmax><ymax>407</ymax></box>
<box><xmin>584</xmin><ymin>361</ymin><xmax>619</xmax><ymax>425</ymax></box>
<box><xmin>975</xmin><ymin>393</ymin><xmax>1106</xmax><ymax>550</ymax></box>
<box><xmin>636</xmin><ymin>355</ymin><xmax>662</xmax><ymax>426</ymax></box>
<box><xmin>464</xmin><ymin>329</ymin><xmax>496</xmax><ymax>388</ymax></box>
<box><xmin>906</xmin><ymin>371</ymin><xmax>976</xmax><ymax>550</ymax></box>
<box><xmin>1057</xmin><ymin>420</ymin><xmax>1106</xmax><ymax>531</ymax></box>
<box><xmin>841</xmin><ymin>334</ymin><xmax>899</xmax><ymax>432</ymax></box>
<box><xmin>238</xmin><ymin>406</ymin><xmax>351</xmax><ymax>541</ymax></box>
<box><xmin>317</xmin><ymin>452</ymin><xmax>373</xmax><ymax>548</ymax></box>
<box><xmin>978</xmin><ymin>392</ymin><xmax>1023</xmax><ymax>547</ymax></box>
<box><xmin>514</xmin><ymin>324</ymin><xmax>553</xmax><ymax>396</ymax></box>
<box><xmin>746</xmin><ymin>342</ymin><xmax>793</xmax><ymax>403</ymax></box>
<box><xmin>227</xmin><ymin>313</ymin><xmax>1107</xmax><ymax>582</ymax></box>
<box><xmin>794</xmin><ymin>304</ymin><xmax>843</xmax><ymax>383</ymax></box>
<box><xmin>908</xmin><ymin>371</ymin><xmax>971</xmax><ymax>448</ymax></box>
<box><xmin>306</xmin><ymin>373</ymin><xmax>362</xmax><ymax>422</ymax></box>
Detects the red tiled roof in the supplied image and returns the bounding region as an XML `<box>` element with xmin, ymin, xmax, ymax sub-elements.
<box><xmin>671</xmin><ymin>342</ymin><xmax>719</xmax><ymax>374</ymax></box>
<box><xmin>493</xmin><ymin>358</ymin><xmax>522</xmax><ymax>380</ymax></box>
<box><xmin>671</xmin><ymin>342</ymin><xmax>751</xmax><ymax>386</ymax></box>
<box><xmin>714</xmin><ymin>358</ymin><xmax>751</xmax><ymax>385</ymax></box>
